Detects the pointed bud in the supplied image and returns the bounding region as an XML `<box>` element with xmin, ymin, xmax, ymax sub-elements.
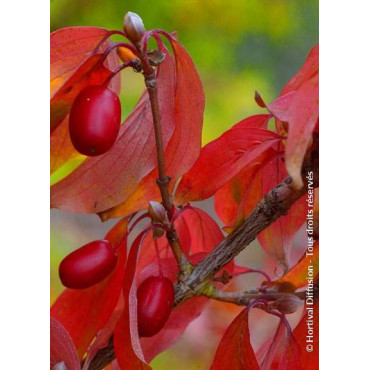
<box><xmin>270</xmin><ymin>294</ymin><xmax>302</xmax><ymax>314</ymax></box>
<box><xmin>255</xmin><ymin>91</ymin><xmax>267</xmax><ymax>108</ymax></box>
<box><xmin>123</xmin><ymin>12</ymin><xmax>145</xmax><ymax>43</ymax></box>
<box><xmin>117</xmin><ymin>46</ymin><xmax>137</xmax><ymax>62</ymax></box>
<box><xmin>148</xmin><ymin>201</ymin><xmax>168</xmax><ymax>223</ymax></box>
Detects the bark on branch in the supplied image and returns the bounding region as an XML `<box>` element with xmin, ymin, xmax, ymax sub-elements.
<box><xmin>174</xmin><ymin>144</ymin><xmax>319</xmax><ymax>305</ymax></box>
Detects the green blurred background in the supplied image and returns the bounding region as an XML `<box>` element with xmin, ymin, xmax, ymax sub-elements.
<box><xmin>51</xmin><ymin>1</ymin><xmax>318</xmax><ymax>368</ymax></box>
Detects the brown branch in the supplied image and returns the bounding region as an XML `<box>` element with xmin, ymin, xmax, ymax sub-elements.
<box><xmin>136</xmin><ymin>45</ymin><xmax>187</xmax><ymax>269</ymax></box>
<box><xmin>174</xmin><ymin>147</ymin><xmax>319</xmax><ymax>305</ymax></box>
<box><xmin>207</xmin><ymin>282</ymin><xmax>319</xmax><ymax>306</ymax></box>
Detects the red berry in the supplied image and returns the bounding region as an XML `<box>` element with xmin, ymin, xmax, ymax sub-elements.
<box><xmin>137</xmin><ymin>276</ymin><xmax>174</xmax><ymax>337</ymax></box>
<box><xmin>69</xmin><ymin>85</ymin><xmax>121</xmax><ymax>156</ymax></box>
<box><xmin>59</xmin><ymin>240</ymin><xmax>117</xmax><ymax>289</ymax></box>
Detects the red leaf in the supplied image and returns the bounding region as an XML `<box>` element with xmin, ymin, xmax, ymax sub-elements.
<box><xmin>176</xmin><ymin>207</ymin><xmax>224</xmax><ymax>254</ymax></box>
<box><xmin>50</xmin><ymin>44</ymin><xmax>176</xmax><ymax>214</ymax></box>
<box><xmin>258</xmin><ymin>317</ymin><xmax>301</xmax><ymax>370</ymax></box>
<box><xmin>215</xmin><ymin>158</ymin><xmax>269</xmax><ymax>232</ymax></box>
<box><xmin>257</xmin><ymin>151</ymin><xmax>307</xmax><ymax>270</ymax></box>
<box><xmin>50</xmin><ymin>318</ymin><xmax>80</xmax><ymax>370</ymax></box>
<box><xmin>113</xmin><ymin>230</ymin><xmax>151</xmax><ymax>369</ymax></box>
<box><xmin>214</xmin><ymin>115</ymin><xmax>278</xmax><ymax>231</ymax></box>
<box><xmin>284</xmin><ymin>74</ymin><xmax>319</xmax><ymax>189</ymax></box>
<box><xmin>138</xmin><ymin>206</ymin><xmax>224</xmax><ymax>271</ymax></box>
<box><xmin>292</xmin><ymin>301</ymin><xmax>319</xmax><ymax>369</ymax></box>
<box><xmin>50</xmin><ymin>27</ymin><xmax>120</xmax><ymax>133</ymax></box>
<box><xmin>255</xmin><ymin>315</ymin><xmax>302</xmax><ymax>370</ymax></box>
<box><xmin>50</xmin><ymin>218</ymin><xmax>128</xmax><ymax>358</ymax></box>
<box><xmin>50</xmin><ymin>27</ymin><xmax>120</xmax><ymax>172</ymax></box>
<box><xmin>51</xmin><ymin>27</ymin><xmax>109</xmax><ymax>96</ymax></box>
<box><xmin>99</xmin><ymin>38</ymin><xmax>205</xmax><ymax>220</ymax></box>
<box><xmin>268</xmin><ymin>44</ymin><xmax>319</xmax><ymax>189</ymax></box>
<box><xmin>210</xmin><ymin>308</ymin><xmax>259</xmax><ymax>370</ymax></box>
<box><xmin>50</xmin><ymin>116</ymin><xmax>82</xmax><ymax>175</ymax></box>
<box><xmin>273</xmin><ymin>240</ymin><xmax>319</xmax><ymax>290</ymax></box>
<box><xmin>281</xmin><ymin>44</ymin><xmax>319</xmax><ymax>95</ymax></box>
<box><xmin>82</xmin><ymin>309</ymin><xmax>123</xmax><ymax>370</ymax></box>
<box><xmin>175</xmin><ymin>115</ymin><xmax>281</xmax><ymax>203</ymax></box>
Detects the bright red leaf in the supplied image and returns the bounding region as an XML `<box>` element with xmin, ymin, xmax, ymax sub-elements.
<box><xmin>50</xmin><ymin>318</ymin><xmax>80</xmax><ymax>370</ymax></box>
<box><xmin>175</xmin><ymin>115</ymin><xmax>281</xmax><ymax>204</ymax></box>
<box><xmin>50</xmin><ymin>218</ymin><xmax>128</xmax><ymax>358</ymax></box>
<box><xmin>211</xmin><ymin>307</ymin><xmax>259</xmax><ymax>370</ymax></box>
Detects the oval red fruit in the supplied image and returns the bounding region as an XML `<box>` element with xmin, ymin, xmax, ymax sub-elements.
<box><xmin>59</xmin><ymin>240</ymin><xmax>117</xmax><ymax>289</ymax></box>
<box><xmin>69</xmin><ymin>85</ymin><xmax>121</xmax><ymax>156</ymax></box>
<box><xmin>137</xmin><ymin>276</ymin><xmax>174</xmax><ymax>337</ymax></box>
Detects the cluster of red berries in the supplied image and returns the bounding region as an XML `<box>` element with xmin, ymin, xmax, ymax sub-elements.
<box><xmin>58</xmin><ymin>240</ymin><xmax>174</xmax><ymax>337</ymax></box>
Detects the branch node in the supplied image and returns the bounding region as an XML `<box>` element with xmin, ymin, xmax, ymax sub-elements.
<box><xmin>156</xmin><ymin>176</ymin><xmax>171</xmax><ymax>186</ymax></box>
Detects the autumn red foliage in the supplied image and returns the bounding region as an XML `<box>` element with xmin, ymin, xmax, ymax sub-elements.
<box><xmin>50</xmin><ymin>12</ymin><xmax>319</xmax><ymax>370</ymax></box>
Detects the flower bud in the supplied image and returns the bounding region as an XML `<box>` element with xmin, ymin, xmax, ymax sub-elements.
<box><xmin>270</xmin><ymin>294</ymin><xmax>302</xmax><ymax>314</ymax></box>
<box><xmin>123</xmin><ymin>12</ymin><xmax>145</xmax><ymax>43</ymax></box>
<box><xmin>148</xmin><ymin>201</ymin><xmax>168</xmax><ymax>223</ymax></box>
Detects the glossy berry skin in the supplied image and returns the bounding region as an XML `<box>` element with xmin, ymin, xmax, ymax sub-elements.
<box><xmin>59</xmin><ymin>240</ymin><xmax>117</xmax><ymax>289</ymax></box>
<box><xmin>137</xmin><ymin>276</ymin><xmax>175</xmax><ymax>337</ymax></box>
<box><xmin>69</xmin><ymin>86</ymin><xmax>121</xmax><ymax>156</ymax></box>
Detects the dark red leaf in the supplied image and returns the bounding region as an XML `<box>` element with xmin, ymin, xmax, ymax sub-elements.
<box><xmin>175</xmin><ymin>115</ymin><xmax>281</xmax><ymax>203</ymax></box>
<box><xmin>50</xmin><ymin>318</ymin><xmax>80</xmax><ymax>370</ymax></box>
<box><xmin>50</xmin><ymin>218</ymin><xmax>128</xmax><ymax>358</ymax></box>
<box><xmin>211</xmin><ymin>308</ymin><xmax>259</xmax><ymax>370</ymax></box>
